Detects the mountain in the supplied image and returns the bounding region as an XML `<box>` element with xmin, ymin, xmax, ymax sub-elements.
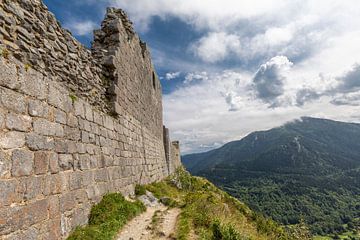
<box><xmin>182</xmin><ymin>117</ymin><xmax>360</xmax><ymax>237</ymax></box>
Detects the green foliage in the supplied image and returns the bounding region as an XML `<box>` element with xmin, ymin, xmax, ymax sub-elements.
<box><xmin>134</xmin><ymin>184</ymin><xmax>146</xmax><ymax>196</ymax></box>
<box><xmin>69</xmin><ymin>94</ymin><xmax>78</xmax><ymax>103</ymax></box>
<box><xmin>0</xmin><ymin>48</ymin><xmax>9</xmax><ymax>59</ymax></box>
<box><xmin>183</xmin><ymin>117</ymin><xmax>360</xmax><ymax>237</ymax></box>
<box><xmin>146</xmin><ymin>167</ymin><xmax>291</xmax><ymax>240</ymax></box>
<box><xmin>67</xmin><ymin>193</ymin><xmax>145</xmax><ymax>240</ymax></box>
<box><xmin>285</xmin><ymin>219</ymin><xmax>312</xmax><ymax>240</ymax></box>
<box><xmin>212</xmin><ymin>220</ymin><xmax>249</xmax><ymax>240</ymax></box>
<box><xmin>24</xmin><ymin>63</ymin><xmax>31</xmax><ymax>71</ymax></box>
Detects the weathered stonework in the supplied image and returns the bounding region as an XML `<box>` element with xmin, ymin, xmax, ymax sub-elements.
<box><xmin>0</xmin><ymin>1</ymin><xmax>181</xmax><ymax>239</ymax></box>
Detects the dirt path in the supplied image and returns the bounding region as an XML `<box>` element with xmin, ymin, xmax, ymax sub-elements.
<box><xmin>116</xmin><ymin>206</ymin><xmax>180</xmax><ymax>240</ymax></box>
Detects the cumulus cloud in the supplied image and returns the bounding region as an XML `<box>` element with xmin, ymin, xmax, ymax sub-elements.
<box><xmin>165</xmin><ymin>72</ymin><xmax>181</xmax><ymax>80</ymax></box>
<box><xmin>96</xmin><ymin>0</ymin><xmax>360</xmax><ymax>153</ymax></box>
<box><xmin>163</xmin><ymin>69</ymin><xmax>360</xmax><ymax>153</ymax></box>
<box><xmin>336</xmin><ymin>64</ymin><xmax>360</xmax><ymax>93</ymax></box>
<box><xmin>64</xmin><ymin>20</ymin><xmax>97</xmax><ymax>36</ymax></box>
<box><xmin>192</xmin><ymin>32</ymin><xmax>241</xmax><ymax>63</ymax></box>
<box><xmin>252</xmin><ymin>56</ymin><xmax>293</xmax><ymax>104</ymax></box>
<box><xmin>295</xmin><ymin>88</ymin><xmax>320</xmax><ymax>106</ymax></box>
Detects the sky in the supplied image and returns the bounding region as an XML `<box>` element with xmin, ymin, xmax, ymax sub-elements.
<box><xmin>44</xmin><ymin>0</ymin><xmax>360</xmax><ymax>154</ymax></box>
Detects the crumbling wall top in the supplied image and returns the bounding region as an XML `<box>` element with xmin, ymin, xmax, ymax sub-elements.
<box><xmin>0</xmin><ymin>1</ymin><xmax>162</xmax><ymax>137</ymax></box>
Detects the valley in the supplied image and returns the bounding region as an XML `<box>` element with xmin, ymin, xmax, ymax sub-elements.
<box><xmin>183</xmin><ymin>117</ymin><xmax>360</xmax><ymax>239</ymax></box>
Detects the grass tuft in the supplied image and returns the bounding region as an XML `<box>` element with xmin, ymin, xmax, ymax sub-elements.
<box><xmin>67</xmin><ymin>193</ymin><xmax>145</xmax><ymax>240</ymax></box>
<box><xmin>134</xmin><ymin>184</ymin><xmax>146</xmax><ymax>196</ymax></box>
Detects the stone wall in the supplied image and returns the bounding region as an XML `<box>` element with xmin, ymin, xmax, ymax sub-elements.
<box><xmin>0</xmin><ymin>1</ymin><xmax>180</xmax><ymax>239</ymax></box>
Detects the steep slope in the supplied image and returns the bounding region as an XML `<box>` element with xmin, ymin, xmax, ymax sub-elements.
<box><xmin>67</xmin><ymin>168</ymin><xmax>309</xmax><ymax>240</ymax></box>
<box><xmin>182</xmin><ymin>117</ymin><xmax>360</xmax><ymax>237</ymax></box>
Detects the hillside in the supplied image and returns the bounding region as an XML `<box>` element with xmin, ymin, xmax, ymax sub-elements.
<box><xmin>182</xmin><ymin>117</ymin><xmax>360</xmax><ymax>238</ymax></box>
<box><xmin>67</xmin><ymin>168</ymin><xmax>311</xmax><ymax>240</ymax></box>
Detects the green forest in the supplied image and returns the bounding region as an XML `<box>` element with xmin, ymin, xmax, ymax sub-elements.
<box><xmin>183</xmin><ymin>117</ymin><xmax>360</xmax><ymax>238</ymax></box>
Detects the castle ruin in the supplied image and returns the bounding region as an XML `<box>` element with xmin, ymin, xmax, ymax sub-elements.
<box><xmin>0</xmin><ymin>0</ymin><xmax>181</xmax><ymax>238</ymax></box>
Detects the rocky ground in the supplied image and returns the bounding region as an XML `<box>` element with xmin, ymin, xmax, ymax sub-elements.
<box><xmin>117</xmin><ymin>191</ymin><xmax>180</xmax><ymax>240</ymax></box>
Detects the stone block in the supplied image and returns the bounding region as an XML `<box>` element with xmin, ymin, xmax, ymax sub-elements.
<box><xmin>0</xmin><ymin>179</ymin><xmax>18</xmax><ymax>206</ymax></box>
<box><xmin>33</xmin><ymin>118</ymin><xmax>64</xmax><ymax>137</ymax></box>
<box><xmin>86</xmin><ymin>185</ymin><xmax>101</xmax><ymax>202</ymax></box>
<box><xmin>103</xmin><ymin>116</ymin><xmax>114</xmax><ymax>130</ymax></box>
<box><xmin>74</xmin><ymin>190</ymin><xmax>88</xmax><ymax>204</ymax></box>
<box><xmin>48</xmin><ymin>195</ymin><xmax>60</xmax><ymax>218</ymax></box>
<box><xmin>11</xmin><ymin>149</ymin><xmax>34</xmax><ymax>177</ymax></box>
<box><xmin>54</xmin><ymin>109</ymin><xmax>67</xmax><ymax>124</ymax></box>
<box><xmin>28</xmin><ymin>99</ymin><xmax>49</xmax><ymax>118</ymax></box>
<box><xmin>0</xmin><ymin>131</ymin><xmax>25</xmax><ymax>149</ymax></box>
<box><xmin>19</xmin><ymin>69</ymin><xmax>48</xmax><ymax>100</ymax></box>
<box><xmin>54</xmin><ymin>139</ymin><xmax>68</xmax><ymax>153</ymax></box>
<box><xmin>90</xmin><ymin>122</ymin><xmax>100</xmax><ymax>135</ymax></box>
<box><xmin>0</xmin><ymin>150</ymin><xmax>11</xmax><ymax>179</ymax></box>
<box><xmin>46</xmin><ymin>174</ymin><xmax>65</xmax><ymax>195</ymax></box>
<box><xmin>94</xmin><ymin>168</ymin><xmax>109</xmax><ymax>182</ymax></box>
<box><xmin>0</xmin><ymin>111</ymin><xmax>4</xmax><ymax>128</ymax></box>
<box><xmin>81</xmin><ymin>131</ymin><xmax>90</xmax><ymax>143</ymax></box>
<box><xmin>48</xmin><ymin>84</ymin><xmax>72</xmax><ymax>112</ymax></box>
<box><xmin>64</xmin><ymin>126</ymin><xmax>81</xmax><ymax>141</ymax></box>
<box><xmin>26</xmin><ymin>133</ymin><xmax>54</xmax><ymax>150</ymax></box>
<box><xmin>84</xmin><ymin>103</ymin><xmax>93</xmax><ymax>121</ymax></box>
<box><xmin>18</xmin><ymin>227</ymin><xmax>39</xmax><ymax>240</ymax></box>
<box><xmin>70</xmin><ymin>206</ymin><xmax>88</xmax><ymax>229</ymax></box>
<box><xmin>73</xmin><ymin>100</ymin><xmax>85</xmax><ymax>118</ymax></box>
<box><xmin>93</xmin><ymin>111</ymin><xmax>103</xmax><ymax>125</ymax></box>
<box><xmin>78</xmin><ymin>154</ymin><xmax>90</xmax><ymax>170</ymax></box>
<box><xmin>60</xmin><ymin>192</ymin><xmax>75</xmax><ymax>212</ymax></box>
<box><xmin>59</xmin><ymin>154</ymin><xmax>73</xmax><ymax>171</ymax></box>
<box><xmin>76</xmin><ymin>143</ymin><xmax>86</xmax><ymax>154</ymax></box>
<box><xmin>44</xmin><ymin>217</ymin><xmax>61</xmax><ymax>240</ymax></box>
<box><xmin>0</xmin><ymin>60</ymin><xmax>22</xmax><ymax>90</ymax></box>
<box><xmin>0</xmin><ymin>87</ymin><xmax>26</xmax><ymax>114</ymax></box>
<box><xmin>18</xmin><ymin>176</ymin><xmax>44</xmax><ymax>201</ymax></box>
<box><xmin>49</xmin><ymin>152</ymin><xmax>59</xmax><ymax>174</ymax></box>
<box><xmin>5</xmin><ymin>113</ymin><xmax>32</xmax><ymax>132</ymax></box>
<box><xmin>67</xmin><ymin>113</ymin><xmax>78</xmax><ymax>127</ymax></box>
<box><xmin>2</xmin><ymin>199</ymin><xmax>49</xmax><ymax>233</ymax></box>
<box><xmin>34</xmin><ymin>151</ymin><xmax>50</xmax><ymax>175</ymax></box>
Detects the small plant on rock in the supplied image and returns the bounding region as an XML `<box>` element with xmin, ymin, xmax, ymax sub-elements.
<box><xmin>0</xmin><ymin>48</ymin><xmax>9</xmax><ymax>59</ymax></box>
<box><xmin>24</xmin><ymin>63</ymin><xmax>32</xmax><ymax>71</ymax></box>
<box><xmin>69</xmin><ymin>94</ymin><xmax>78</xmax><ymax>103</ymax></box>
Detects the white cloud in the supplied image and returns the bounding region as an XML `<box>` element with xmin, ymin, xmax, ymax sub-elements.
<box><xmin>164</xmin><ymin>69</ymin><xmax>360</xmax><ymax>154</ymax></box>
<box><xmin>183</xmin><ymin>72</ymin><xmax>209</xmax><ymax>84</ymax></box>
<box><xmin>100</xmin><ymin>0</ymin><xmax>360</xmax><ymax>153</ymax></box>
<box><xmin>65</xmin><ymin>20</ymin><xmax>97</xmax><ymax>36</ymax></box>
<box><xmin>252</xmin><ymin>56</ymin><xmax>293</xmax><ymax>104</ymax></box>
<box><xmin>191</xmin><ymin>32</ymin><xmax>241</xmax><ymax>63</ymax></box>
<box><xmin>165</xmin><ymin>72</ymin><xmax>181</xmax><ymax>80</ymax></box>
<box><xmin>108</xmin><ymin>0</ymin><xmax>288</xmax><ymax>31</ymax></box>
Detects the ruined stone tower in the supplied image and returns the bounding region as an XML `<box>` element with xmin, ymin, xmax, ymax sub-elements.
<box><xmin>0</xmin><ymin>0</ymin><xmax>181</xmax><ymax>238</ymax></box>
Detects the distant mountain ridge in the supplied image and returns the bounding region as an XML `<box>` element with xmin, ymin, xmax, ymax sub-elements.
<box><xmin>183</xmin><ymin>117</ymin><xmax>360</xmax><ymax>175</ymax></box>
<box><xmin>182</xmin><ymin>117</ymin><xmax>360</xmax><ymax>237</ymax></box>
